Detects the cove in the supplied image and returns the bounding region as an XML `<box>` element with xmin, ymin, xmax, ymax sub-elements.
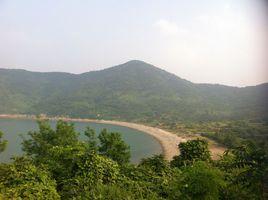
<box><xmin>0</xmin><ymin>118</ymin><xmax>162</xmax><ymax>164</ymax></box>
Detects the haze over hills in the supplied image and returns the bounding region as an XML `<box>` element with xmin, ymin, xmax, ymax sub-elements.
<box><xmin>0</xmin><ymin>60</ymin><xmax>267</xmax><ymax>123</ymax></box>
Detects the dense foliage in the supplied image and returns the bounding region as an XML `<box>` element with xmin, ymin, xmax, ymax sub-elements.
<box><xmin>0</xmin><ymin>60</ymin><xmax>267</xmax><ymax>123</ymax></box>
<box><xmin>171</xmin><ymin>139</ymin><xmax>211</xmax><ymax>167</ymax></box>
<box><xmin>200</xmin><ymin>121</ymin><xmax>268</xmax><ymax>151</ymax></box>
<box><xmin>0</xmin><ymin>120</ymin><xmax>267</xmax><ymax>199</ymax></box>
<box><xmin>0</xmin><ymin>157</ymin><xmax>59</xmax><ymax>199</ymax></box>
<box><xmin>0</xmin><ymin>131</ymin><xmax>7</xmax><ymax>153</ymax></box>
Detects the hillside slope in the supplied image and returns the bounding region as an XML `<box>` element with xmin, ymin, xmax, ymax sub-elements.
<box><xmin>0</xmin><ymin>60</ymin><xmax>267</xmax><ymax>123</ymax></box>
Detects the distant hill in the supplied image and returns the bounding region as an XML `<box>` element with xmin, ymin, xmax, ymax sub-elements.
<box><xmin>0</xmin><ymin>60</ymin><xmax>267</xmax><ymax>123</ymax></box>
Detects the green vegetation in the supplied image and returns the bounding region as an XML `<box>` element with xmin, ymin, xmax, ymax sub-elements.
<box><xmin>0</xmin><ymin>131</ymin><xmax>7</xmax><ymax>153</ymax></box>
<box><xmin>98</xmin><ymin>129</ymin><xmax>130</xmax><ymax>165</ymax></box>
<box><xmin>0</xmin><ymin>120</ymin><xmax>267</xmax><ymax>199</ymax></box>
<box><xmin>0</xmin><ymin>157</ymin><xmax>59</xmax><ymax>199</ymax></box>
<box><xmin>200</xmin><ymin>121</ymin><xmax>268</xmax><ymax>151</ymax></box>
<box><xmin>0</xmin><ymin>60</ymin><xmax>267</xmax><ymax>123</ymax></box>
<box><xmin>171</xmin><ymin>139</ymin><xmax>211</xmax><ymax>167</ymax></box>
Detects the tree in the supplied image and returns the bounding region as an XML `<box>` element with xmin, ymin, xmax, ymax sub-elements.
<box><xmin>220</xmin><ymin>141</ymin><xmax>268</xmax><ymax>199</ymax></box>
<box><xmin>84</xmin><ymin>126</ymin><xmax>98</xmax><ymax>152</ymax></box>
<box><xmin>179</xmin><ymin>161</ymin><xmax>225</xmax><ymax>200</ymax></box>
<box><xmin>98</xmin><ymin>129</ymin><xmax>130</xmax><ymax>165</ymax></box>
<box><xmin>0</xmin><ymin>157</ymin><xmax>59</xmax><ymax>199</ymax></box>
<box><xmin>41</xmin><ymin>144</ymin><xmax>87</xmax><ymax>185</ymax></box>
<box><xmin>22</xmin><ymin>119</ymin><xmax>55</xmax><ymax>157</ymax></box>
<box><xmin>22</xmin><ymin>119</ymin><xmax>79</xmax><ymax>160</ymax></box>
<box><xmin>54</xmin><ymin>120</ymin><xmax>79</xmax><ymax>146</ymax></box>
<box><xmin>171</xmin><ymin>139</ymin><xmax>211</xmax><ymax>167</ymax></box>
<box><xmin>21</xmin><ymin>119</ymin><xmax>83</xmax><ymax>186</ymax></box>
<box><xmin>0</xmin><ymin>131</ymin><xmax>7</xmax><ymax>153</ymax></box>
<box><xmin>60</xmin><ymin>153</ymin><xmax>120</xmax><ymax>199</ymax></box>
<box><xmin>139</xmin><ymin>154</ymin><xmax>170</xmax><ymax>175</ymax></box>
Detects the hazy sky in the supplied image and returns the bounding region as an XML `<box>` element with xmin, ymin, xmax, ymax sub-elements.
<box><xmin>0</xmin><ymin>0</ymin><xmax>267</xmax><ymax>87</ymax></box>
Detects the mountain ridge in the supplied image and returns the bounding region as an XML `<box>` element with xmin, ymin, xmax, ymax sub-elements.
<box><xmin>1</xmin><ymin>60</ymin><xmax>266</xmax><ymax>88</ymax></box>
<box><xmin>0</xmin><ymin>60</ymin><xmax>267</xmax><ymax>123</ymax></box>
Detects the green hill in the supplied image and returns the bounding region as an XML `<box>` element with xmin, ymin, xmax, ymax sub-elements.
<box><xmin>0</xmin><ymin>60</ymin><xmax>267</xmax><ymax>123</ymax></box>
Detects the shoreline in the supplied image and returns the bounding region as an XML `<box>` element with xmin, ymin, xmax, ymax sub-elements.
<box><xmin>0</xmin><ymin>114</ymin><xmax>187</xmax><ymax>160</ymax></box>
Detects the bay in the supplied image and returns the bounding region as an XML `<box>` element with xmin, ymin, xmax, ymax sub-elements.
<box><xmin>0</xmin><ymin>118</ymin><xmax>162</xmax><ymax>164</ymax></box>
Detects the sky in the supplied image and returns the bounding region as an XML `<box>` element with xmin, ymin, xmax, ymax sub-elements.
<box><xmin>0</xmin><ymin>0</ymin><xmax>267</xmax><ymax>87</ymax></box>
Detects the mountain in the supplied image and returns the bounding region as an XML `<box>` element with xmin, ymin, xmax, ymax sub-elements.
<box><xmin>0</xmin><ymin>60</ymin><xmax>267</xmax><ymax>123</ymax></box>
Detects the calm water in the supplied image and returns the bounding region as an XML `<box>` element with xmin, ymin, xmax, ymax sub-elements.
<box><xmin>0</xmin><ymin>119</ymin><xmax>162</xmax><ymax>164</ymax></box>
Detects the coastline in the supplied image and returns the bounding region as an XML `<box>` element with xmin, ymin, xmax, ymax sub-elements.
<box><xmin>0</xmin><ymin>114</ymin><xmax>225</xmax><ymax>160</ymax></box>
<box><xmin>0</xmin><ymin>114</ymin><xmax>187</xmax><ymax>160</ymax></box>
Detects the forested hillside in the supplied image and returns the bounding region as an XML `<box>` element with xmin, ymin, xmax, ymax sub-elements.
<box><xmin>0</xmin><ymin>60</ymin><xmax>267</xmax><ymax>123</ymax></box>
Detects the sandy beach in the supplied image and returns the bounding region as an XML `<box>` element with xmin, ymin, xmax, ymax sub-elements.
<box><xmin>0</xmin><ymin>114</ymin><xmax>224</xmax><ymax>160</ymax></box>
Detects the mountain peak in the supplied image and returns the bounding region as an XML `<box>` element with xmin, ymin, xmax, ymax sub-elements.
<box><xmin>104</xmin><ymin>60</ymin><xmax>158</xmax><ymax>73</ymax></box>
<box><xmin>124</xmin><ymin>60</ymin><xmax>147</xmax><ymax>65</ymax></box>
<box><xmin>116</xmin><ymin>60</ymin><xmax>159</xmax><ymax>70</ymax></box>
<box><xmin>120</xmin><ymin>60</ymin><xmax>155</xmax><ymax>69</ymax></box>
